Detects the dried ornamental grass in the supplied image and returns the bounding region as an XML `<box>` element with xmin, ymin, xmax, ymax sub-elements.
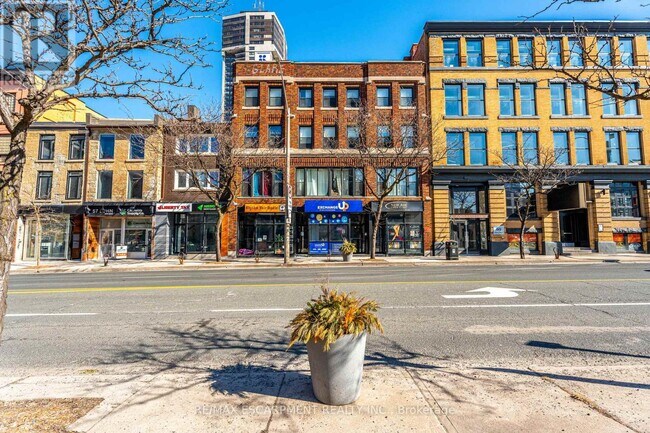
<box><xmin>288</xmin><ymin>286</ymin><xmax>383</xmax><ymax>351</ymax></box>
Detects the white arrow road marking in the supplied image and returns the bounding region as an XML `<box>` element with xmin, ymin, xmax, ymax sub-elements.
<box><xmin>443</xmin><ymin>287</ymin><xmax>527</xmax><ymax>299</ymax></box>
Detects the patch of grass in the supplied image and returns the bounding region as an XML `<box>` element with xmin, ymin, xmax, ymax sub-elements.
<box><xmin>0</xmin><ymin>398</ymin><xmax>102</xmax><ymax>433</ymax></box>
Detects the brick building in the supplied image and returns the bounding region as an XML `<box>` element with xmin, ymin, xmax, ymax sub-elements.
<box><xmin>82</xmin><ymin>116</ymin><xmax>164</xmax><ymax>260</ymax></box>
<box><xmin>411</xmin><ymin>21</ymin><xmax>650</xmax><ymax>255</ymax></box>
<box><xmin>225</xmin><ymin>61</ymin><xmax>431</xmax><ymax>257</ymax></box>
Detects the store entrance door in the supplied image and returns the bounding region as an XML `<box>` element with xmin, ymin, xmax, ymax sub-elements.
<box><xmin>99</xmin><ymin>229</ymin><xmax>121</xmax><ymax>259</ymax></box>
<box><xmin>559</xmin><ymin>209</ymin><xmax>589</xmax><ymax>248</ymax></box>
<box><xmin>452</xmin><ymin>220</ymin><xmax>482</xmax><ymax>255</ymax></box>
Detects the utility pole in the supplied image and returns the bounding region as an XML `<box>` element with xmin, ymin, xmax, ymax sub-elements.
<box><xmin>274</xmin><ymin>53</ymin><xmax>292</xmax><ymax>265</ymax></box>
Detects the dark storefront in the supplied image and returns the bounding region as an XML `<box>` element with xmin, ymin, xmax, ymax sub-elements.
<box><xmin>170</xmin><ymin>203</ymin><xmax>221</xmax><ymax>254</ymax></box>
<box><xmin>237</xmin><ymin>204</ymin><xmax>289</xmax><ymax>256</ymax></box>
<box><xmin>449</xmin><ymin>185</ymin><xmax>489</xmax><ymax>255</ymax></box>
<box><xmin>299</xmin><ymin>199</ymin><xmax>366</xmax><ymax>255</ymax></box>
<box><xmin>373</xmin><ymin>201</ymin><xmax>424</xmax><ymax>255</ymax></box>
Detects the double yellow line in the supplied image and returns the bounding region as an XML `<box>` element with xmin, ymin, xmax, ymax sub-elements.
<box><xmin>9</xmin><ymin>278</ymin><xmax>650</xmax><ymax>295</ymax></box>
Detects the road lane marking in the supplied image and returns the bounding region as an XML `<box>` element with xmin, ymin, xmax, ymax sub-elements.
<box><xmin>6</xmin><ymin>313</ymin><xmax>98</xmax><ymax>317</ymax></box>
<box><xmin>465</xmin><ymin>325</ymin><xmax>650</xmax><ymax>334</ymax></box>
<box><xmin>8</xmin><ymin>278</ymin><xmax>650</xmax><ymax>295</ymax></box>
<box><xmin>210</xmin><ymin>308</ymin><xmax>303</xmax><ymax>313</ymax></box>
<box><xmin>443</xmin><ymin>287</ymin><xmax>526</xmax><ymax>299</ymax></box>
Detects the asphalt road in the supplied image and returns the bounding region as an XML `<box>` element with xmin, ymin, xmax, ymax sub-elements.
<box><xmin>2</xmin><ymin>263</ymin><xmax>649</xmax><ymax>374</ymax></box>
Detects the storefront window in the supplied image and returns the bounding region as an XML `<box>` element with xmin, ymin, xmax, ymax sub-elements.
<box><xmin>173</xmin><ymin>213</ymin><xmax>220</xmax><ymax>253</ymax></box>
<box><xmin>613</xmin><ymin>232</ymin><xmax>643</xmax><ymax>252</ymax></box>
<box><xmin>451</xmin><ymin>186</ymin><xmax>487</xmax><ymax>214</ymax></box>
<box><xmin>610</xmin><ymin>182</ymin><xmax>640</xmax><ymax>218</ymax></box>
<box><xmin>385</xmin><ymin>213</ymin><xmax>423</xmax><ymax>255</ymax></box>
<box><xmin>25</xmin><ymin>215</ymin><xmax>70</xmax><ymax>260</ymax></box>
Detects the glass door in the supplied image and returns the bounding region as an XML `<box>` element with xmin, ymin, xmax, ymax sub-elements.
<box><xmin>99</xmin><ymin>229</ymin><xmax>121</xmax><ymax>259</ymax></box>
<box><xmin>452</xmin><ymin>221</ymin><xmax>468</xmax><ymax>254</ymax></box>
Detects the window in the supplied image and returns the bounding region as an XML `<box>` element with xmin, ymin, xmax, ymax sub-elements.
<box><xmin>605</xmin><ymin>131</ymin><xmax>621</xmax><ymax>164</ymax></box>
<box><xmin>571</xmin><ymin>83</ymin><xmax>587</xmax><ymax>116</ymax></box>
<box><xmin>299</xmin><ymin>126</ymin><xmax>313</xmax><ymax>149</ymax></box>
<box><xmin>299</xmin><ymin>88</ymin><xmax>313</xmax><ymax>108</ymax></box>
<box><xmin>575</xmin><ymin>131</ymin><xmax>591</xmax><ymax>165</ymax></box>
<box><xmin>296</xmin><ymin>168</ymin><xmax>364</xmax><ymax>196</ymax></box>
<box><xmin>499</xmin><ymin>84</ymin><xmax>515</xmax><ymax>116</ymax></box>
<box><xmin>547</xmin><ymin>39</ymin><xmax>562</xmax><ymax>67</ymax></box>
<box><xmin>268</xmin><ymin>125</ymin><xmax>283</xmax><ymax>147</ymax></box>
<box><xmin>518</xmin><ymin>39</ymin><xmax>533</xmax><ymax>66</ymax></box>
<box><xmin>376</xmin><ymin>86</ymin><xmax>391</xmax><ymax>107</ymax></box>
<box><xmin>497</xmin><ymin>39</ymin><xmax>511</xmax><ymax>67</ymax></box>
<box><xmin>446</xmin><ymin>132</ymin><xmax>464</xmax><ymax>165</ymax></box>
<box><xmin>520</xmin><ymin>84</ymin><xmax>536</xmax><ymax>116</ymax></box>
<box><xmin>401</xmin><ymin>125</ymin><xmax>415</xmax><ymax>148</ymax></box>
<box><xmin>618</xmin><ymin>38</ymin><xmax>634</xmax><ymax>66</ymax></box>
<box><xmin>550</xmin><ymin>83</ymin><xmax>566</xmax><ymax>116</ymax></box>
<box><xmin>68</xmin><ymin>135</ymin><xmax>85</xmax><ymax>160</ymax></box>
<box><xmin>522</xmin><ymin>132</ymin><xmax>539</xmax><ymax>164</ymax></box>
<box><xmin>129</xmin><ymin>134</ymin><xmax>145</xmax><ymax>160</ymax></box>
<box><xmin>97</xmin><ymin>170</ymin><xmax>113</xmax><ymax>199</ymax></box>
<box><xmin>467</xmin><ymin>84</ymin><xmax>485</xmax><ymax>116</ymax></box>
<box><xmin>245</xmin><ymin>125</ymin><xmax>259</xmax><ymax>147</ymax></box>
<box><xmin>99</xmin><ymin>134</ymin><xmax>115</xmax><ymax>159</ymax></box>
<box><xmin>323</xmin><ymin>88</ymin><xmax>337</xmax><ymax>108</ymax></box>
<box><xmin>469</xmin><ymin>132</ymin><xmax>487</xmax><ymax>165</ymax></box>
<box><xmin>377</xmin><ymin>168</ymin><xmax>418</xmax><ymax>196</ymax></box>
<box><xmin>0</xmin><ymin>92</ymin><xmax>16</xmax><ymax>111</ymax></box>
<box><xmin>597</xmin><ymin>39</ymin><xmax>612</xmax><ymax>66</ymax></box>
<box><xmin>65</xmin><ymin>171</ymin><xmax>83</xmax><ymax>200</ymax></box>
<box><xmin>466</xmin><ymin>39</ymin><xmax>483</xmax><ymax>67</ymax></box>
<box><xmin>268</xmin><ymin>87</ymin><xmax>283</xmax><ymax>107</ymax></box>
<box><xmin>39</xmin><ymin>135</ymin><xmax>55</xmax><ymax>160</ymax></box>
<box><xmin>128</xmin><ymin>171</ymin><xmax>144</xmax><ymax>199</ymax></box>
<box><xmin>444</xmin><ymin>84</ymin><xmax>462</xmax><ymax>116</ymax></box>
<box><xmin>568</xmin><ymin>38</ymin><xmax>583</xmax><ymax>67</ymax></box>
<box><xmin>400</xmin><ymin>86</ymin><xmax>415</xmax><ymax>107</ymax></box>
<box><xmin>346</xmin><ymin>88</ymin><xmax>360</xmax><ymax>108</ymax></box>
<box><xmin>610</xmin><ymin>182</ymin><xmax>640</xmax><ymax>217</ymax></box>
<box><xmin>347</xmin><ymin>126</ymin><xmax>360</xmax><ymax>148</ymax></box>
<box><xmin>622</xmin><ymin>83</ymin><xmax>638</xmax><ymax>115</ymax></box>
<box><xmin>175</xmin><ymin>170</ymin><xmax>218</xmax><ymax>190</ymax></box>
<box><xmin>323</xmin><ymin>126</ymin><xmax>337</xmax><ymax>148</ymax></box>
<box><xmin>505</xmin><ymin>183</ymin><xmax>536</xmax><ymax>218</ymax></box>
<box><xmin>377</xmin><ymin>125</ymin><xmax>392</xmax><ymax>147</ymax></box>
<box><xmin>626</xmin><ymin>131</ymin><xmax>642</xmax><ymax>164</ymax></box>
<box><xmin>553</xmin><ymin>132</ymin><xmax>569</xmax><ymax>165</ymax></box>
<box><xmin>245</xmin><ymin>87</ymin><xmax>259</xmax><ymax>107</ymax></box>
<box><xmin>601</xmin><ymin>84</ymin><xmax>618</xmax><ymax>115</ymax></box>
<box><xmin>177</xmin><ymin>136</ymin><xmax>218</xmax><ymax>153</ymax></box>
<box><xmin>501</xmin><ymin>132</ymin><xmax>517</xmax><ymax>165</ymax></box>
<box><xmin>450</xmin><ymin>186</ymin><xmax>487</xmax><ymax>214</ymax></box>
<box><xmin>443</xmin><ymin>39</ymin><xmax>460</xmax><ymax>67</ymax></box>
<box><xmin>35</xmin><ymin>171</ymin><xmax>53</xmax><ymax>199</ymax></box>
<box><xmin>242</xmin><ymin>169</ymin><xmax>283</xmax><ymax>197</ymax></box>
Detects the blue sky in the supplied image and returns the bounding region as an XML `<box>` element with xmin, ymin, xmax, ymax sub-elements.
<box><xmin>90</xmin><ymin>0</ymin><xmax>649</xmax><ymax>119</ymax></box>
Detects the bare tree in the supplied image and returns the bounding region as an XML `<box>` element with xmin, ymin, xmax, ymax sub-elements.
<box><xmin>160</xmin><ymin>109</ymin><xmax>279</xmax><ymax>262</ymax></box>
<box><xmin>494</xmin><ymin>145</ymin><xmax>580</xmax><ymax>259</ymax></box>
<box><xmin>335</xmin><ymin>106</ymin><xmax>445</xmax><ymax>259</ymax></box>
<box><xmin>0</xmin><ymin>0</ymin><xmax>228</xmax><ymax>337</ymax></box>
<box><xmin>530</xmin><ymin>21</ymin><xmax>650</xmax><ymax>104</ymax></box>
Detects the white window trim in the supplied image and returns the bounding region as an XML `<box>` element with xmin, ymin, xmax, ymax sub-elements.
<box><xmin>174</xmin><ymin>169</ymin><xmax>219</xmax><ymax>191</ymax></box>
<box><xmin>175</xmin><ymin>135</ymin><xmax>218</xmax><ymax>155</ymax></box>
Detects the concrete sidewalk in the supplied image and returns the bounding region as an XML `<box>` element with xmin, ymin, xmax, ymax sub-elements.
<box><xmin>10</xmin><ymin>252</ymin><xmax>650</xmax><ymax>274</ymax></box>
<box><xmin>1</xmin><ymin>364</ymin><xmax>647</xmax><ymax>432</ymax></box>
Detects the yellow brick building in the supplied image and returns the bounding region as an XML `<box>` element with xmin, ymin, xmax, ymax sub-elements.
<box><xmin>412</xmin><ymin>21</ymin><xmax>650</xmax><ymax>255</ymax></box>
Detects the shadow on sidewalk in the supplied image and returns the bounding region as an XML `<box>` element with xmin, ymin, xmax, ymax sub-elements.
<box><xmin>478</xmin><ymin>366</ymin><xmax>650</xmax><ymax>390</ymax></box>
<box><xmin>526</xmin><ymin>340</ymin><xmax>650</xmax><ymax>360</ymax></box>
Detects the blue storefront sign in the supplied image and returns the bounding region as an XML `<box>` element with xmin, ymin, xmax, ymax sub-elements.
<box><xmin>309</xmin><ymin>242</ymin><xmax>330</xmax><ymax>255</ymax></box>
<box><xmin>304</xmin><ymin>200</ymin><xmax>363</xmax><ymax>213</ymax></box>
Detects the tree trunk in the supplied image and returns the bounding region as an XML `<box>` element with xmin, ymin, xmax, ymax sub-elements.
<box><xmin>214</xmin><ymin>210</ymin><xmax>223</xmax><ymax>262</ymax></box>
<box><xmin>0</xmin><ymin>131</ymin><xmax>27</xmax><ymax>339</ymax></box>
<box><xmin>370</xmin><ymin>205</ymin><xmax>384</xmax><ymax>260</ymax></box>
<box><xmin>519</xmin><ymin>221</ymin><xmax>526</xmax><ymax>260</ymax></box>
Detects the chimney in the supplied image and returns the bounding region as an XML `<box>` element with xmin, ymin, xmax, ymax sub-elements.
<box><xmin>187</xmin><ymin>105</ymin><xmax>200</xmax><ymax>119</ymax></box>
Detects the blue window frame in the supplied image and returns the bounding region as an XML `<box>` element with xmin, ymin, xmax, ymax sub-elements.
<box><xmin>99</xmin><ymin>134</ymin><xmax>115</xmax><ymax>159</ymax></box>
<box><xmin>522</xmin><ymin>132</ymin><xmax>539</xmax><ymax>164</ymax></box>
<box><xmin>446</xmin><ymin>132</ymin><xmax>464</xmax><ymax>166</ymax></box>
<box><xmin>501</xmin><ymin>132</ymin><xmax>517</xmax><ymax>165</ymax></box>
<box><xmin>445</xmin><ymin>84</ymin><xmax>462</xmax><ymax>116</ymax></box>
<box><xmin>575</xmin><ymin>131</ymin><xmax>590</xmax><ymax>165</ymax></box>
<box><xmin>467</xmin><ymin>84</ymin><xmax>485</xmax><ymax>116</ymax></box>
<box><xmin>497</xmin><ymin>39</ymin><xmax>511</xmax><ymax>67</ymax></box>
<box><xmin>469</xmin><ymin>132</ymin><xmax>487</xmax><ymax>166</ymax></box>
<box><xmin>443</xmin><ymin>39</ymin><xmax>459</xmax><ymax>67</ymax></box>
<box><xmin>626</xmin><ymin>131</ymin><xmax>642</xmax><ymax>164</ymax></box>
<box><xmin>466</xmin><ymin>39</ymin><xmax>483</xmax><ymax>67</ymax></box>
<box><xmin>553</xmin><ymin>132</ymin><xmax>569</xmax><ymax>165</ymax></box>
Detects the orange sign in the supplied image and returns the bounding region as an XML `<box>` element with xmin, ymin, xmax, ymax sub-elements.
<box><xmin>244</xmin><ymin>204</ymin><xmax>285</xmax><ymax>213</ymax></box>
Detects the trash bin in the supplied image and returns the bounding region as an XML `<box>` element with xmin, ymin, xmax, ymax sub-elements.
<box><xmin>445</xmin><ymin>240</ymin><xmax>459</xmax><ymax>260</ymax></box>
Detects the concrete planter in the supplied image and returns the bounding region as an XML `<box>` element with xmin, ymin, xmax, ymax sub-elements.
<box><xmin>342</xmin><ymin>252</ymin><xmax>353</xmax><ymax>262</ymax></box>
<box><xmin>306</xmin><ymin>333</ymin><xmax>367</xmax><ymax>405</ymax></box>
